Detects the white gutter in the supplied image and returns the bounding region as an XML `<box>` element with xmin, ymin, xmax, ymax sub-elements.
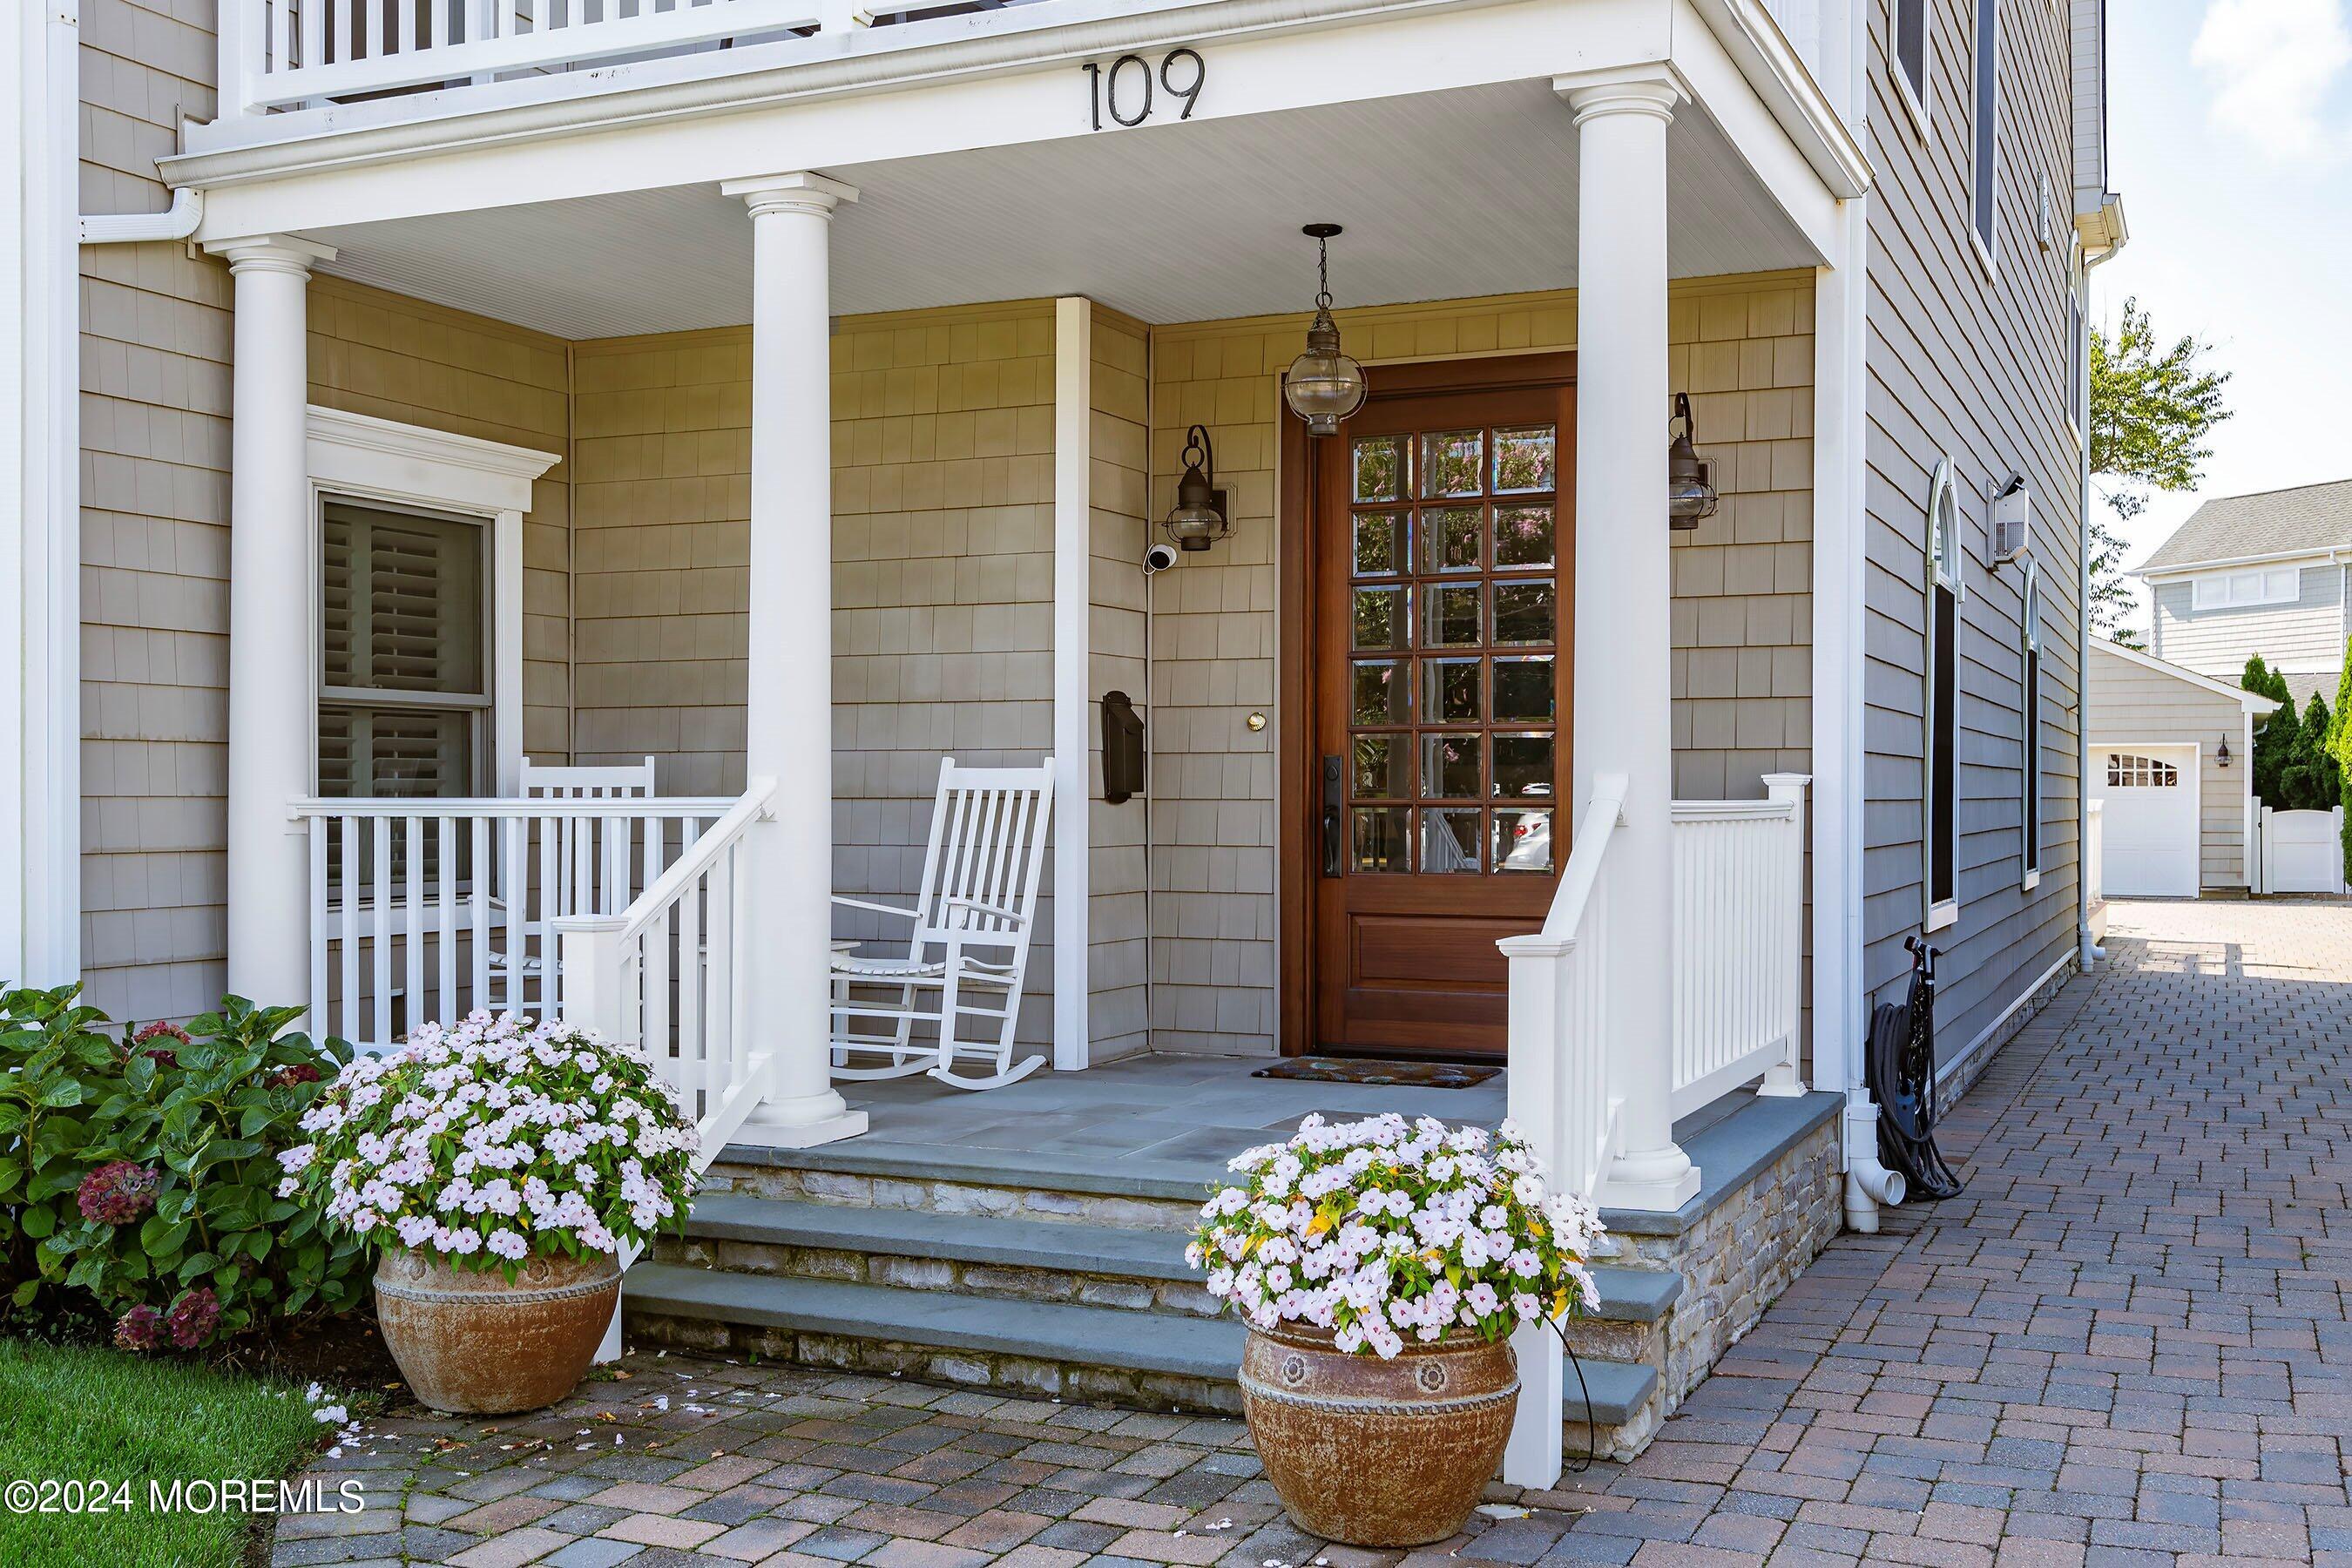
<box><xmin>79</xmin><ymin>185</ymin><xmax>203</xmax><ymax>245</ymax></box>
<box><xmin>2135</xmin><ymin>546</ymin><xmax>2347</xmax><ymax>582</ymax></box>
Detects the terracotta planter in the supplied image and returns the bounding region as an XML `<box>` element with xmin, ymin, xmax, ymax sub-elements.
<box><xmin>374</xmin><ymin>1247</ymin><xmax>618</xmax><ymax>1414</ymax></box>
<box><xmin>1238</xmin><ymin>1321</ymin><xmax>1519</xmax><ymax>1547</ymax></box>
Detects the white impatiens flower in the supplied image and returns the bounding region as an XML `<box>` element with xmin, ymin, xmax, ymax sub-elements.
<box><xmin>275</xmin><ymin>1014</ymin><xmax>702</xmax><ymax>1274</ymax></box>
<box><xmin>1189</xmin><ymin>1112</ymin><xmax>1602</xmax><ymax>1359</ymax></box>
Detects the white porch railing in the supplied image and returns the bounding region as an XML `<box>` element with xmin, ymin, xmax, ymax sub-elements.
<box><xmin>551</xmin><ymin>780</ymin><xmax>778</xmax><ymax>1363</ymax></box>
<box><xmin>222</xmin><ymin>0</ymin><xmax>1035</xmax><ymax>118</ymax></box>
<box><xmin>1498</xmin><ymin>773</ymin><xmax>1629</xmax><ymax>1205</ymax></box>
<box><xmin>553</xmin><ymin>778</ymin><xmax>775</xmax><ymax>1148</ymax></box>
<box><xmin>1667</xmin><ymin>774</ymin><xmax>1808</xmax><ymax>1116</ymax></box>
<box><xmin>291</xmin><ymin>791</ymin><xmax>734</xmax><ymax>1051</ymax></box>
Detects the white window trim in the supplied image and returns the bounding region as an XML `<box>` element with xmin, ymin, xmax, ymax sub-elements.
<box><xmin>304</xmin><ymin>407</ymin><xmax>559</xmax><ymax>795</ymax></box>
<box><xmin>1970</xmin><ymin>0</ymin><xmax>1998</xmax><ymax>279</ymax></box>
<box><xmin>1924</xmin><ymin>457</ymin><xmax>1964</xmax><ymax>931</ymax></box>
<box><xmin>1890</xmin><ymin>0</ymin><xmax>1931</xmax><ymax>139</ymax></box>
<box><xmin>2191</xmin><ymin>567</ymin><xmax>2301</xmax><ymax>611</ymax></box>
<box><xmin>2020</xmin><ymin>557</ymin><xmax>2041</xmax><ymax>891</ymax></box>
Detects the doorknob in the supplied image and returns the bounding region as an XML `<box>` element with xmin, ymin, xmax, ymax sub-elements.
<box><xmin>1321</xmin><ymin>755</ymin><xmax>1344</xmax><ymax>877</ymax></box>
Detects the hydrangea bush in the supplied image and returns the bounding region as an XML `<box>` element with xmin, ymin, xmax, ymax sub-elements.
<box><xmin>277</xmin><ymin>1014</ymin><xmax>700</xmax><ymax>1273</ymax></box>
<box><xmin>0</xmin><ymin>985</ymin><xmax>362</xmax><ymax>1350</ymax></box>
<box><xmin>1186</xmin><ymin>1112</ymin><xmax>1603</xmax><ymax>1358</ymax></box>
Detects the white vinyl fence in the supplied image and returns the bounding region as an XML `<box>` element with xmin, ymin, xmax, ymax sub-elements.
<box><xmin>2259</xmin><ymin>804</ymin><xmax>2346</xmax><ymax>896</ymax></box>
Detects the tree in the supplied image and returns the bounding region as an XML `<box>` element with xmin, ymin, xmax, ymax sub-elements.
<box><xmin>2243</xmin><ymin>654</ymin><xmax>2291</xmax><ymax>706</ymax></box>
<box><xmin>2335</xmin><ymin>639</ymin><xmax>2352</xmax><ymax>878</ymax></box>
<box><xmin>2089</xmin><ymin>298</ymin><xmax>2233</xmax><ymax>647</ymax></box>
<box><xmin>2282</xmin><ymin>694</ymin><xmax>2341</xmax><ymax>812</ymax></box>
<box><xmin>2252</xmin><ymin>691</ymin><xmax>2299</xmax><ymax>808</ymax></box>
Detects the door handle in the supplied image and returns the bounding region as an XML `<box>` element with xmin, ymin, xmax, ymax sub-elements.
<box><xmin>1321</xmin><ymin>755</ymin><xmax>1344</xmax><ymax>877</ymax></box>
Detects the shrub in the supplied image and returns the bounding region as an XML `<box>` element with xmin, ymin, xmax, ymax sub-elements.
<box><xmin>0</xmin><ymin>987</ymin><xmax>366</xmax><ymax>1350</ymax></box>
<box><xmin>1188</xmin><ymin>1112</ymin><xmax>1601</xmax><ymax>1356</ymax></box>
<box><xmin>277</xmin><ymin>1014</ymin><xmax>699</xmax><ymax>1272</ymax></box>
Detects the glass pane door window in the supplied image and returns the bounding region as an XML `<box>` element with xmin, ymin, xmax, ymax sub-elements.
<box><xmin>1344</xmin><ymin>422</ymin><xmax>1559</xmax><ymax>875</ymax></box>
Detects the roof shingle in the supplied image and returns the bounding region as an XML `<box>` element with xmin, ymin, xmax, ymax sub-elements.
<box><xmin>2137</xmin><ymin>478</ymin><xmax>2352</xmax><ymax>572</ymax></box>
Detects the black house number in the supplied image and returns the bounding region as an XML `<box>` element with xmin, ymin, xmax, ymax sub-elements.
<box><xmin>1083</xmin><ymin>49</ymin><xmax>1205</xmax><ymax>130</ymax></box>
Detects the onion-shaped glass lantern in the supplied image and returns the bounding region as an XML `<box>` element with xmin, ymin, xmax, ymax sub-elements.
<box><xmin>1284</xmin><ymin>224</ymin><xmax>1368</xmax><ymax>437</ymax></box>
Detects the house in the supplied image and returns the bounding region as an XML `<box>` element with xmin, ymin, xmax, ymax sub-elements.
<box><xmin>2135</xmin><ymin>478</ymin><xmax>2352</xmax><ymax>705</ymax></box>
<box><xmin>2085</xmin><ymin>640</ymin><xmax>2275</xmax><ymax>899</ymax></box>
<box><xmin>2</xmin><ymin>0</ymin><xmax>2122</xmax><ymax>1477</ymax></box>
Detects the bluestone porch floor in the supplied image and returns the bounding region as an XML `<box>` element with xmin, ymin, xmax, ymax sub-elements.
<box><xmin>737</xmin><ymin>1051</ymin><xmax>1509</xmax><ymax>1195</ymax></box>
<box><xmin>295</xmin><ymin>898</ymin><xmax>2352</xmax><ymax>1567</ymax></box>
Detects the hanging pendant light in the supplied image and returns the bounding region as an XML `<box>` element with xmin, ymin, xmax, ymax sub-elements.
<box><xmin>1666</xmin><ymin>392</ymin><xmax>1720</xmax><ymax>530</ymax></box>
<box><xmin>1163</xmin><ymin>424</ymin><xmax>1230</xmax><ymax>551</ymax></box>
<box><xmin>1284</xmin><ymin>223</ymin><xmax>1368</xmax><ymax>437</ymax></box>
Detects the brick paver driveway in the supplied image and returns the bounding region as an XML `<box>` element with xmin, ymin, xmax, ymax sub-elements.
<box><xmin>288</xmin><ymin>898</ymin><xmax>2352</xmax><ymax>1567</ymax></box>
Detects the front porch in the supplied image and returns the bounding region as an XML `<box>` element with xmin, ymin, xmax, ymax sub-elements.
<box><xmin>191</xmin><ymin>6</ymin><xmax>1856</xmax><ymax>1484</ymax></box>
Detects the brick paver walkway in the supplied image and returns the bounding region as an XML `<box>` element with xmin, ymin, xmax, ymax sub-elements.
<box><xmin>283</xmin><ymin>899</ymin><xmax>2352</xmax><ymax>1567</ymax></box>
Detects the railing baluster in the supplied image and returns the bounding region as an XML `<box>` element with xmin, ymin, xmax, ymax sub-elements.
<box><xmin>403</xmin><ymin>812</ymin><xmax>425</xmax><ymax>1040</ymax></box>
<box><xmin>338</xmin><ymin>814</ymin><xmax>359</xmax><ymax>1045</ymax></box>
<box><xmin>471</xmin><ymin>814</ymin><xmax>492</xmax><ymax>1014</ymax></box>
<box><xmin>371</xmin><ymin>815</ymin><xmax>394</xmax><ymax>1049</ymax></box>
<box><xmin>308</xmin><ymin>814</ymin><xmax>328</xmax><ymax>1038</ymax></box>
<box><xmin>437</xmin><ymin>814</ymin><xmax>458</xmax><ymax>1026</ymax></box>
<box><xmin>538</xmin><ymin>805</ymin><xmax>561</xmax><ymax>1015</ymax></box>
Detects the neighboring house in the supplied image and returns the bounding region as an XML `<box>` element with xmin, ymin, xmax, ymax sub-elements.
<box><xmin>0</xmin><ymin>0</ymin><xmax>2121</xmax><ymax>1475</ymax></box>
<box><xmin>2135</xmin><ymin>478</ymin><xmax>2352</xmax><ymax>705</ymax></box>
<box><xmin>2086</xmin><ymin>640</ymin><xmax>2275</xmax><ymax>898</ymax></box>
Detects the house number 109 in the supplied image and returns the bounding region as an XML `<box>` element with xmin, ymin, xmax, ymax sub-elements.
<box><xmin>1083</xmin><ymin>49</ymin><xmax>1206</xmax><ymax>130</ymax></box>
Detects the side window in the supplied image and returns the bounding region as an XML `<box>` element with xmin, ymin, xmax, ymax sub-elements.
<box><xmin>1972</xmin><ymin>0</ymin><xmax>1998</xmax><ymax>264</ymax></box>
<box><xmin>2067</xmin><ymin>256</ymin><xmax>2086</xmax><ymax>434</ymax></box>
<box><xmin>1925</xmin><ymin>460</ymin><xmax>1963</xmax><ymax>928</ymax></box>
<box><xmin>1893</xmin><ymin>0</ymin><xmax>1930</xmax><ymax>130</ymax></box>
<box><xmin>2020</xmin><ymin>558</ymin><xmax>2041</xmax><ymax>884</ymax></box>
<box><xmin>319</xmin><ymin>497</ymin><xmax>488</xmax><ymax>802</ymax></box>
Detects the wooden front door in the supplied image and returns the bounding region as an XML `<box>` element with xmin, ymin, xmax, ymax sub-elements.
<box><xmin>1302</xmin><ymin>358</ymin><xmax>1574</xmax><ymax>1058</ymax></box>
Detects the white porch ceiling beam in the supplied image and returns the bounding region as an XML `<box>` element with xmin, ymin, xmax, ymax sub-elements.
<box><xmin>186</xmin><ymin>0</ymin><xmax>1668</xmax><ymax>239</ymax></box>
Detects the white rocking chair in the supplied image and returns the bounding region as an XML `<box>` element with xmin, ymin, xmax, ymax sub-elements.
<box><xmin>830</xmin><ymin>757</ymin><xmax>1054</xmax><ymax>1091</ymax></box>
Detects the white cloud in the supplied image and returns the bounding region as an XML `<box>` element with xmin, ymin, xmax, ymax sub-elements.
<box><xmin>2192</xmin><ymin>0</ymin><xmax>2352</xmax><ymax>159</ymax></box>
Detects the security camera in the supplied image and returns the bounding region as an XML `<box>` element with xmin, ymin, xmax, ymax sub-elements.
<box><xmin>1143</xmin><ymin>543</ymin><xmax>1180</xmax><ymax>575</ymax></box>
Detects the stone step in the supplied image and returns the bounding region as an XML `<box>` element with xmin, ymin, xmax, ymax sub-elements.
<box><xmin>703</xmin><ymin>1151</ymin><xmax>1207</xmax><ymax>1233</ymax></box>
<box><xmin>621</xmin><ymin>1263</ymin><xmax>1662</xmax><ymax>1431</ymax></box>
<box><xmin>669</xmin><ymin>1192</ymin><xmax>1684</xmax><ymax>1331</ymax></box>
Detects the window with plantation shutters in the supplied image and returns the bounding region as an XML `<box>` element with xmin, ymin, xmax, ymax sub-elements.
<box><xmin>318</xmin><ymin>498</ymin><xmax>488</xmax><ymax>801</ymax></box>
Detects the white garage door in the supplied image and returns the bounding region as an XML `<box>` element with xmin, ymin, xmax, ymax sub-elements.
<box><xmin>2092</xmin><ymin>746</ymin><xmax>2200</xmax><ymax>898</ymax></box>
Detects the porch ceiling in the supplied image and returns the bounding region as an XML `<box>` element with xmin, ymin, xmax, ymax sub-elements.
<box><xmin>304</xmin><ymin>79</ymin><xmax>1815</xmax><ymax>339</ymax></box>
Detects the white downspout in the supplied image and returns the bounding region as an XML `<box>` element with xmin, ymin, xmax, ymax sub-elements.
<box><xmin>79</xmin><ymin>185</ymin><xmax>203</xmax><ymax>246</ymax></box>
<box><xmin>2078</xmin><ymin>237</ymin><xmax>2119</xmax><ymax>970</ymax></box>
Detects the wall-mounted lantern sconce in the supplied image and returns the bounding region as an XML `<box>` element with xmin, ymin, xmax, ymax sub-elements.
<box><xmin>1666</xmin><ymin>393</ymin><xmax>1719</xmax><ymax>530</ymax></box>
<box><xmin>1990</xmin><ymin>474</ymin><xmax>2032</xmax><ymax>565</ymax></box>
<box><xmin>2217</xmin><ymin>735</ymin><xmax>2233</xmax><ymax>769</ymax></box>
<box><xmin>1283</xmin><ymin>223</ymin><xmax>1368</xmax><ymax>437</ymax></box>
<box><xmin>1163</xmin><ymin>424</ymin><xmax>1230</xmax><ymax>552</ymax></box>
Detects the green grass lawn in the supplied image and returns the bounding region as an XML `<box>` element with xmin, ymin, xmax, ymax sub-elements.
<box><xmin>0</xmin><ymin>1340</ymin><xmax>334</xmax><ymax>1568</ymax></box>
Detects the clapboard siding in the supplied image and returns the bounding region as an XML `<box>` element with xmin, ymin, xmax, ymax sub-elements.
<box><xmin>2085</xmin><ymin>645</ymin><xmax>2253</xmax><ymax>890</ymax></box>
<box><xmin>2149</xmin><ymin>564</ymin><xmax>2346</xmax><ymax>687</ymax></box>
<box><xmin>1863</xmin><ymin>0</ymin><xmax>2090</xmax><ymax>1066</ymax></box>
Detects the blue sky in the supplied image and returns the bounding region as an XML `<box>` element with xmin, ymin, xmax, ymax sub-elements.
<box><xmin>2095</xmin><ymin>0</ymin><xmax>2352</xmax><ymax>633</ymax></box>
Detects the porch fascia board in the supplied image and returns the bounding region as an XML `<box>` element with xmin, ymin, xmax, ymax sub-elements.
<box><xmin>176</xmin><ymin>0</ymin><xmax>1677</xmax><ymax>240</ymax></box>
<box><xmin>1665</xmin><ymin>0</ymin><xmax>1857</xmax><ymax>265</ymax></box>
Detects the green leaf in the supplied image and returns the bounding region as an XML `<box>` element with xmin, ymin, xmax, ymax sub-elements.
<box><xmin>20</xmin><ymin>1204</ymin><xmax>55</xmax><ymax>1239</ymax></box>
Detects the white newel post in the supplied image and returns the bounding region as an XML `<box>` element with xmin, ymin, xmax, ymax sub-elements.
<box><xmin>1758</xmin><ymin>773</ymin><xmax>1811</xmax><ymax>1098</ymax></box>
<box><xmin>206</xmin><ymin>233</ymin><xmax>336</xmax><ymax>1013</ymax></box>
<box><xmin>1558</xmin><ymin>70</ymin><xmax>1698</xmax><ymax>1214</ymax></box>
<box><xmin>722</xmin><ymin>172</ymin><xmax>868</xmax><ymax>1148</ymax></box>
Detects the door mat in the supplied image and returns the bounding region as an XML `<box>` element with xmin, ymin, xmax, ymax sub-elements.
<box><xmin>1252</xmin><ymin>1058</ymin><xmax>1500</xmax><ymax>1089</ymax></box>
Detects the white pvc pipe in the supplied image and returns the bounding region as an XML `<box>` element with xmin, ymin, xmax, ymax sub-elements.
<box><xmin>1843</xmin><ymin>1154</ymin><xmax>1905</xmax><ymax>1233</ymax></box>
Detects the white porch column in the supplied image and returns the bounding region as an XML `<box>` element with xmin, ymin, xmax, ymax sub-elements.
<box><xmin>1558</xmin><ymin>70</ymin><xmax>1699</xmax><ymax>1213</ymax></box>
<box><xmin>724</xmin><ymin>171</ymin><xmax>868</xmax><ymax>1147</ymax></box>
<box><xmin>206</xmin><ymin>233</ymin><xmax>335</xmax><ymax>1010</ymax></box>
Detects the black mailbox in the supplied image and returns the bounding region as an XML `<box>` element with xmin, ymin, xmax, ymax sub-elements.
<box><xmin>1101</xmin><ymin>691</ymin><xmax>1145</xmax><ymax>804</ymax></box>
